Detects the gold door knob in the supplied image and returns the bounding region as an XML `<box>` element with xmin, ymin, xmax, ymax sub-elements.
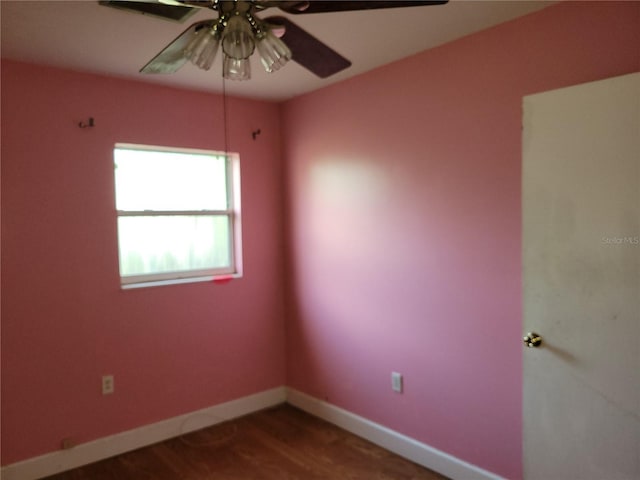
<box><xmin>523</xmin><ymin>332</ymin><xmax>542</xmax><ymax>348</ymax></box>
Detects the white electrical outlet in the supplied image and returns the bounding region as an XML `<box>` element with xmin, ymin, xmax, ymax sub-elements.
<box><xmin>391</xmin><ymin>372</ymin><xmax>403</xmax><ymax>393</ymax></box>
<box><xmin>102</xmin><ymin>375</ymin><xmax>114</xmax><ymax>395</ymax></box>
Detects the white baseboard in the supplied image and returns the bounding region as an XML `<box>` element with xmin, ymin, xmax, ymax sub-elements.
<box><xmin>2</xmin><ymin>387</ymin><xmax>504</xmax><ymax>480</ymax></box>
<box><xmin>286</xmin><ymin>388</ymin><xmax>505</xmax><ymax>480</ymax></box>
<box><xmin>1</xmin><ymin>387</ymin><xmax>286</xmax><ymax>480</ymax></box>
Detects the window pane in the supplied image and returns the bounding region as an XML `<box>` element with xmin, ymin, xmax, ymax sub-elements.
<box><xmin>118</xmin><ymin>215</ymin><xmax>231</xmax><ymax>277</ymax></box>
<box><xmin>114</xmin><ymin>148</ymin><xmax>228</xmax><ymax>211</ymax></box>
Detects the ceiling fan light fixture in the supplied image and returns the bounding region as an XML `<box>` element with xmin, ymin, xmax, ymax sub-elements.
<box><xmin>184</xmin><ymin>24</ymin><xmax>220</xmax><ymax>71</ymax></box>
<box><xmin>139</xmin><ymin>0</ymin><xmax>449</xmax><ymax>81</ymax></box>
<box><xmin>256</xmin><ymin>29</ymin><xmax>292</xmax><ymax>73</ymax></box>
<box><xmin>223</xmin><ymin>55</ymin><xmax>251</xmax><ymax>81</ymax></box>
<box><xmin>221</xmin><ymin>14</ymin><xmax>255</xmax><ymax>60</ymax></box>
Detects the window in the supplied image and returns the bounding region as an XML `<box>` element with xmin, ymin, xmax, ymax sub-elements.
<box><xmin>113</xmin><ymin>144</ymin><xmax>241</xmax><ymax>288</ymax></box>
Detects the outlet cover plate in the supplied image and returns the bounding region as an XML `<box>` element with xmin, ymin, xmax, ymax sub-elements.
<box><xmin>102</xmin><ymin>375</ymin><xmax>114</xmax><ymax>395</ymax></box>
<box><xmin>391</xmin><ymin>372</ymin><xmax>403</xmax><ymax>393</ymax></box>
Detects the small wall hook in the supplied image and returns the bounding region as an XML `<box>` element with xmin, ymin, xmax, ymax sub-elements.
<box><xmin>78</xmin><ymin>117</ymin><xmax>95</xmax><ymax>128</ymax></box>
<box><xmin>251</xmin><ymin>128</ymin><xmax>261</xmax><ymax>140</ymax></box>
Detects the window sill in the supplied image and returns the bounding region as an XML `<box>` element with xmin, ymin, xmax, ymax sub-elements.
<box><xmin>121</xmin><ymin>274</ymin><xmax>241</xmax><ymax>290</ymax></box>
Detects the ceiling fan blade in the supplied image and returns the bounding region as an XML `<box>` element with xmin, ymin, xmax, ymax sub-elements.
<box><xmin>265</xmin><ymin>16</ymin><xmax>351</xmax><ymax>78</ymax></box>
<box><xmin>105</xmin><ymin>0</ymin><xmax>214</xmax><ymax>7</ymax></box>
<box><xmin>158</xmin><ymin>0</ymin><xmax>216</xmax><ymax>8</ymax></box>
<box><xmin>98</xmin><ymin>1</ymin><xmax>206</xmax><ymax>22</ymax></box>
<box><xmin>278</xmin><ymin>1</ymin><xmax>448</xmax><ymax>14</ymax></box>
<box><xmin>140</xmin><ymin>19</ymin><xmax>215</xmax><ymax>73</ymax></box>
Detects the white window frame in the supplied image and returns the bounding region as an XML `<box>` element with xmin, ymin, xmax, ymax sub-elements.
<box><xmin>114</xmin><ymin>143</ymin><xmax>242</xmax><ymax>289</ymax></box>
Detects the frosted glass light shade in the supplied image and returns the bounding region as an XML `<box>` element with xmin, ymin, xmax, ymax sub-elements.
<box><xmin>184</xmin><ymin>26</ymin><xmax>220</xmax><ymax>71</ymax></box>
<box><xmin>222</xmin><ymin>15</ymin><xmax>255</xmax><ymax>60</ymax></box>
<box><xmin>256</xmin><ymin>30</ymin><xmax>292</xmax><ymax>73</ymax></box>
<box><xmin>223</xmin><ymin>55</ymin><xmax>251</xmax><ymax>81</ymax></box>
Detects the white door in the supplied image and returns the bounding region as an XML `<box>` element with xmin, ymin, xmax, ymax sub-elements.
<box><xmin>522</xmin><ymin>72</ymin><xmax>639</xmax><ymax>480</ymax></box>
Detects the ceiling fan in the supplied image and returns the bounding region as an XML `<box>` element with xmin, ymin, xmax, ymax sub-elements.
<box><xmin>101</xmin><ymin>1</ymin><xmax>449</xmax><ymax>81</ymax></box>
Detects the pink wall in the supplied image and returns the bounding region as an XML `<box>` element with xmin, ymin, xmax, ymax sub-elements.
<box><xmin>282</xmin><ymin>2</ymin><xmax>640</xmax><ymax>479</ymax></box>
<box><xmin>2</xmin><ymin>1</ymin><xmax>639</xmax><ymax>476</ymax></box>
<box><xmin>0</xmin><ymin>61</ymin><xmax>286</xmax><ymax>465</ymax></box>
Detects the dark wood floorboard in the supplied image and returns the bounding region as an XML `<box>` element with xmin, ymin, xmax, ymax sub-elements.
<box><xmin>42</xmin><ymin>404</ymin><xmax>450</xmax><ymax>480</ymax></box>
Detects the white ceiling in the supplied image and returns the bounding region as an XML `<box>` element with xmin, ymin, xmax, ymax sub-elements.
<box><xmin>1</xmin><ymin>0</ymin><xmax>553</xmax><ymax>101</ymax></box>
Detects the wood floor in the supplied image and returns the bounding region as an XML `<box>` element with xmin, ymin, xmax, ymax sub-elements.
<box><xmin>43</xmin><ymin>404</ymin><xmax>449</xmax><ymax>480</ymax></box>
